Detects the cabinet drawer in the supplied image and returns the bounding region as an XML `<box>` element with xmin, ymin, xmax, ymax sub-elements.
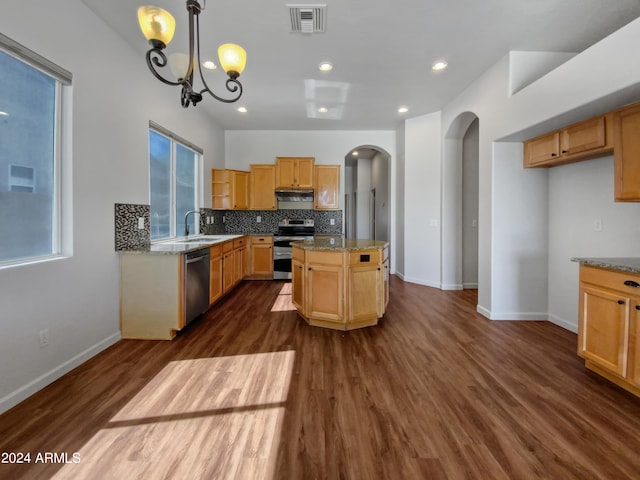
<box><xmin>349</xmin><ymin>250</ymin><xmax>381</xmax><ymax>265</ymax></box>
<box><xmin>222</xmin><ymin>240</ymin><xmax>234</xmax><ymax>253</ymax></box>
<box><xmin>292</xmin><ymin>245</ymin><xmax>305</xmax><ymax>262</ymax></box>
<box><xmin>209</xmin><ymin>244</ymin><xmax>222</xmax><ymax>257</ymax></box>
<box><xmin>233</xmin><ymin>237</ymin><xmax>246</xmax><ymax>249</ymax></box>
<box><xmin>307</xmin><ymin>250</ymin><xmax>343</xmax><ymax>266</ymax></box>
<box><xmin>580</xmin><ymin>265</ymin><xmax>640</xmax><ymax>295</ymax></box>
<box><xmin>251</xmin><ymin>236</ymin><xmax>273</xmax><ymax>244</ymax></box>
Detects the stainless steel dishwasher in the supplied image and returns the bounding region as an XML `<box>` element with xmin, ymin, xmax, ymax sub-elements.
<box><xmin>184</xmin><ymin>249</ymin><xmax>210</xmax><ymax>326</ymax></box>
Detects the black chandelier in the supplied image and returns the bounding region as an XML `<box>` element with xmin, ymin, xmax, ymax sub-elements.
<box><xmin>137</xmin><ymin>0</ymin><xmax>246</xmax><ymax>108</ymax></box>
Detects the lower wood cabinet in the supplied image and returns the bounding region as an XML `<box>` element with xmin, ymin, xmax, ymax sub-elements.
<box><xmin>247</xmin><ymin>236</ymin><xmax>273</xmax><ymax>279</ymax></box>
<box><xmin>292</xmin><ymin>244</ymin><xmax>388</xmax><ymax>330</ymax></box>
<box><xmin>578</xmin><ymin>265</ymin><xmax>640</xmax><ymax>396</ymax></box>
<box><xmin>209</xmin><ymin>244</ymin><xmax>223</xmax><ymax>304</ymax></box>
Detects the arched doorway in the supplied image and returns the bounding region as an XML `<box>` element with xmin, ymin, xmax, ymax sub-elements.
<box><xmin>442</xmin><ymin>112</ymin><xmax>479</xmax><ymax>290</ymax></box>
<box><xmin>344</xmin><ymin>145</ymin><xmax>391</xmax><ymax>241</ymax></box>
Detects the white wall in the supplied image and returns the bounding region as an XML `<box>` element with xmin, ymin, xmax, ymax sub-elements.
<box><xmin>548</xmin><ymin>157</ymin><xmax>640</xmax><ymax>331</ymax></box>
<box><xmin>434</xmin><ymin>18</ymin><xmax>640</xmax><ymax>325</ymax></box>
<box><xmin>0</xmin><ymin>0</ymin><xmax>225</xmax><ymax>413</ymax></box>
<box><xmin>402</xmin><ymin>112</ymin><xmax>442</xmax><ymax>287</ymax></box>
<box><xmin>371</xmin><ymin>151</ymin><xmax>390</xmax><ymax>242</ymax></box>
<box><xmin>462</xmin><ymin>118</ymin><xmax>479</xmax><ymax>287</ymax></box>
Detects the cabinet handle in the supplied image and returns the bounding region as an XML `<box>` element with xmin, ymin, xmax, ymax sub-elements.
<box><xmin>624</xmin><ymin>280</ymin><xmax>640</xmax><ymax>288</ymax></box>
<box><xmin>561</xmin><ymin>150</ymin><xmax>567</xmax><ymax>154</ymax></box>
<box><xmin>636</xmin><ymin>305</ymin><xmax>640</xmax><ymax>310</ymax></box>
<box><xmin>551</xmin><ymin>153</ymin><xmax>557</xmax><ymax>157</ymax></box>
<box><xmin>377</xmin><ymin>267</ymin><xmax>381</xmax><ymax>271</ymax></box>
<box><xmin>618</xmin><ymin>300</ymin><xmax>626</xmax><ymax>305</ymax></box>
<box><xmin>308</xmin><ymin>267</ymin><xmax>312</xmax><ymax>271</ymax></box>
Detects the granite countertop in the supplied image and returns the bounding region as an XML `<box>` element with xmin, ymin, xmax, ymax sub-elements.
<box><xmin>293</xmin><ymin>238</ymin><xmax>389</xmax><ymax>252</ymax></box>
<box><xmin>571</xmin><ymin>257</ymin><xmax>640</xmax><ymax>274</ymax></box>
<box><xmin>119</xmin><ymin>235</ymin><xmax>245</xmax><ymax>255</ymax></box>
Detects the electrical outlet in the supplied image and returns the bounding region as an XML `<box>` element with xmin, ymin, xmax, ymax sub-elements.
<box><xmin>39</xmin><ymin>329</ymin><xmax>49</xmax><ymax>348</ymax></box>
<box><xmin>330</xmin><ymin>218</ymin><xmax>335</xmax><ymax>225</ymax></box>
<box><xmin>256</xmin><ymin>216</ymin><xmax>262</xmax><ymax>223</ymax></box>
<box><xmin>594</xmin><ymin>218</ymin><xmax>603</xmax><ymax>232</ymax></box>
<box><xmin>137</xmin><ymin>217</ymin><xmax>145</xmax><ymax>229</ymax></box>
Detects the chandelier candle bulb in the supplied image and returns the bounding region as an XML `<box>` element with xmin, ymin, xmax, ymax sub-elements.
<box><xmin>137</xmin><ymin>6</ymin><xmax>175</xmax><ymax>47</ymax></box>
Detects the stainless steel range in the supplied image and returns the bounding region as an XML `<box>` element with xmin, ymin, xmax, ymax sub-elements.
<box><xmin>273</xmin><ymin>218</ymin><xmax>315</xmax><ymax>279</ymax></box>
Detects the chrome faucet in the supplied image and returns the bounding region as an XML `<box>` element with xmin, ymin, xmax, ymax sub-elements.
<box><xmin>183</xmin><ymin>209</ymin><xmax>202</xmax><ymax>237</ymax></box>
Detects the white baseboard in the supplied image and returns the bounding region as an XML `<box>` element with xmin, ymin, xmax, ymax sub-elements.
<box><xmin>463</xmin><ymin>283</ymin><xmax>478</xmax><ymax>289</ymax></box>
<box><xmin>547</xmin><ymin>314</ymin><xmax>578</xmax><ymax>333</ymax></box>
<box><xmin>477</xmin><ymin>305</ymin><xmax>547</xmax><ymax>321</ymax></box>
<box><xmin>401</xmin><ymin>275</ymin><xmax>441</xmax><ymax>289</ymax></box>
<box><xmin>441</xmin><ymin>283</ymin><xmax>463</xmax><ymax>291</ymax></box>
<box><xmin>0</xmin><ymin>332</ymin><xmax>121</xmax><ymax>415</ymax></box>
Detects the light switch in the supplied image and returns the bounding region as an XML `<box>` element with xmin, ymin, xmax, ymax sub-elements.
<box><xmin>137</xmin><ymin>217</ymin><xmax>144</xmax><ymax>229</ymax></box>
<box><xmin>257</xmin><ymin>216</ymin><xmax>262</xmax><ymax>223</ymax></box>
<box><xmin>330</xmin><ymin>218</ymin><xmax>335</xmax><ymax>225</ymax></box>
<box><xmin>594</xmin><ymin>218</ymin><xmax>603</xmax><ymax>232</ymax></box>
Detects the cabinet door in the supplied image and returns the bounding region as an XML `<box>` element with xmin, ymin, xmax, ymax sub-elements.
<box><xmin>296</xmin><ymin>158</ymin><xmax>315</xmax><ymax>188</ymax></box>
<box><xmin>382</xmin><ymin>257</ymin><xmax>390</xmax><ymax>312</ymax></box>
<box><xmin>233</xmin><ymin>247</ymin><xmax>243</xmax><ymax>285</ymax></box>
<box><xmin>222</xmin><ymin>251</ymin><xmax>235</xmax><ymax>294</ymax></box>
<box><xmin>276</xmin><ymin>158</ymin><xmax>296</xmax><ymax>188</ymax></box>
<box><xmin>292</xmin><ymin>259</ymin><xmax>305</xmax><ymax>312</ymax></box>
<box><xmin>627</xmin><ymin>301</ymin><xmax>640</xmax><ymax>388</ymax></box>
<box><xmin>349</xmin><ymin>265</ymin><xmax>382</xmax><ymax>321</ymax></box>
<box><xmin>307</xmin><ymin>264</ymin><xmax>343</xmax><ymax>322</ymax></box>
<box><xmin>614</xmin><ymin>103</ymin><xmax>640</xmax><ymax>201</ymax></box>
<box><xmin>314</xmin><ymin>165</ymin><xmax>340</xmax><ymax>210</ymax></box>
<box><xmin>560</xmin><ymin>116</ymin><xmax>606</xmax><ymax>156</ymax></box>
<box><xmin>232</xmin><ymin>171</ymin><xmax>249</xmax><ymax>209</ymax></box>
<box><xmin>523</xmin><ymin>132</ymin><xmax>560</xmax><ymax>167</ymax></box>
<box><xmin>250</xmin><ymin>165</ymin><xmax>276</xmax><ymax>210</ymax></box>
<box><xmin>209</xmin><ymin>253</ymin><xmax>223</xmax><ymax>304</ymax></box>
<box><xmin>578</xmin><ymin>285</ymin><xmax>630</xmax><ymax>377</ymax></box>
<box><xmin>251</xmin><ymin>243</ymin><xmax>273</xmax><ymax>276</ymax></box>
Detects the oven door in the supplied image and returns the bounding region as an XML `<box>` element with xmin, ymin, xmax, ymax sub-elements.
<box><xmin>273</xmin><ymin>246</ymin><xmax>292</xmax><ymax>279</ymax></box>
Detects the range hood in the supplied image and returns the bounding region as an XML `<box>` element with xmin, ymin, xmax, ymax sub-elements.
<box><xmin>276</xmin><ymin>189</ymin><xmax>314</xmax><ymax>209</ymax></box>
<box><xmin>275</xmin><ymin>189</ymin><xmax>314</xmax><ymax>201</ymax></box>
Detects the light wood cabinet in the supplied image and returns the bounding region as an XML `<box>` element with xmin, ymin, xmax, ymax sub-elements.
<box><xmin>292</xmin><ymin>242</ymin><xmax>388</xmax><ymax>330</ymax></box>
<box><xmin>211</xmin><ymin>169</ymin><xmax>249</xmax><ymax>210</ymax></box>
<box><xmin>209</xmin><ymin>244</ymin><xmax>223</xmax><ymax>305</ymax></box>
<box><xmin>247</xmin><ymin>236</ymin><xmax>273</xmax><ymax>279</ymax></box>
<box><xmin>613</xmin><ymin>102</ymin><xmax>640</xmax><ymax>201</ymax></box>
<box><xmin>578</xmin><ymin>265</ymin><xmax>640</xmax><ymax>396</ymax></box>
<box><xmin>250</xmin><ymin>164</ymin><xmax>276</xmax><ymax>210</ymax></box>
<box><xmin>314</xmin><ymin>165</ymin><xmax>340</xmax><ymax>210</ymax></box>
<box><xmin>276</xmin><ymin>157</ymin><xmax>314</xmax><ymax>189</ymax></box>
<box><xmin>307</xmin><ymin>253</ymin><xmax>344</xmax><ymax>324</ymax></box>
<box><xmin>523</xmin><ymin>114</ymin><xmax>612</xmax><ymax>168</ymax></box>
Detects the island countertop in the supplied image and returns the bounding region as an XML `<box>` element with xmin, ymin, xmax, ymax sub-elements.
<box><xmin>571</xmin><ymin>257</ymin><xmax>640</xmax><ymax>274</ymax></box>
<box><xmin>292</xmin><ymin>238</ymin><xmax>389</xmax><ymax>252</ymax></box>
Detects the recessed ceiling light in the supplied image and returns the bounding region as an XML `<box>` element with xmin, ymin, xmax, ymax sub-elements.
<box><xmin>202</xmin><ymin>60</ymin><xmax>217</xmax><ymax>70</ymax></box>
<box><xmin>0</xmin><ymin>111</ymin><xmax>8</xmax><ymax>117</ymax></box>
<box><xmin>432</xmin><ymin>61</ymin><xmax>448</xmax><ymax>71</ymax></box>
<box><xmin>398</xmin><ymin>106</ymin><xmax>409</xmax><ymax>114</ymax></box>
<box><xmin>237</xmin><ymin>106</ymin><xmax>248</xmax><ymax>113</ymax></box>
<box><xmin>352</xmin><ymin>151</ymin><xmax>359</xmax><ymax>156</ymax></box>
<box><xmin>318</xmin><ymin>62</ymin><xmax>333</xmax><ymax>72</ymax></box>
<box><xmin>318</xmin><ymin>107</ymin><xmax>328</xmax><ymax>113</ymax></box>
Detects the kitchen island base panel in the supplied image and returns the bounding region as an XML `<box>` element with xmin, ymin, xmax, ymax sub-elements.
<box><xmin>299</xmin><ymin>315</ymin><xmax>380</xmax><ymax>331</ymax></box>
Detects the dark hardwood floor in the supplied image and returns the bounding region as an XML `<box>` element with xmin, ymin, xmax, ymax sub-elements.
<box><xmin>1</xmin><ymin>276</ymin><xmax>640</xmax><ymax>479</ymax></box>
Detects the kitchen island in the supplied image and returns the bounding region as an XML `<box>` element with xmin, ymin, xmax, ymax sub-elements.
<box><xmin>292</xmin><ymin>238</ymin><xmax>389</xmax><ymax>330</ymax></box>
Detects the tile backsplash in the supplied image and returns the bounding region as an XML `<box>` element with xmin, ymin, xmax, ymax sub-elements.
<box><xmin>114</xmin><ymin>203</ymin><xmax>150</xmax><ymax>250</ymax></box>
<box><xmin>116</xmin><ymin>204</ymin><xmax>343</xmax><ymax>250</ymax></box>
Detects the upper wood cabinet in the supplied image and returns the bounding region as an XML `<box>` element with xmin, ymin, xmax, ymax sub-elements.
<box><xmin>249</xmin><ymin>164</ymin><xmax>276</xmax><ymax>210</ymax></box>
<box><xmin>613</xmin><ymin>102</ymin><xmax>640</xmax><ymax>201</ymax></box>
<box><xmin>314</xmin><ymin>165</ymin><xmax>340</xmax><ymax>210</ymax></box>
<box><xmin>211</xmin><ymin>169</ymin><xmax>249</xmax><ymax>210</ymax></box>
<box><xmin>523</xmin><ymin>114</ymin><xmax>612</xmax><ymax>168</ymax></box>
<box><xmin>276</xmin><ymin>157</ymin><xmax>314</xmax><ymax>189</ymax></box>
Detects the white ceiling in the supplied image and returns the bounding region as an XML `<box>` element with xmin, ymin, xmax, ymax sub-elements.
<box><xmin>81</xmin><ymin>0</ymin><xmax>640</xmax><ymax>131</ymax></box>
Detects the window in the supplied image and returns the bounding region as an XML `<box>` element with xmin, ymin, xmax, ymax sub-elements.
<box><xmin>0</xmin><ymin>33</ymin><xmax>71</xmax><ymax>266</ymax></box>
<box><xmin>149</xmin><ymin>124</ymin><xmax>202</xmax><ymax>241</ymax></box>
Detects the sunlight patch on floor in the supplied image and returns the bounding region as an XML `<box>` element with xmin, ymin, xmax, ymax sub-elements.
<box><xmin>52</xmin><ymin>351</ymin><xmax>295</xmax><ymax>480</ymax></box>
<box><xmin>271</xmin><ymin>282</ymin><xmax>296</xmax><ymax>312</ymax></box>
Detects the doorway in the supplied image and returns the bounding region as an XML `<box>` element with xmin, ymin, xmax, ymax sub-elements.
<box><xmin>344</xmin><ymin>146</ymin><xmax>390</xmax><ymax>241</ymax></box>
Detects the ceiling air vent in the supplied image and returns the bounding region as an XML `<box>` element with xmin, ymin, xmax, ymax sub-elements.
<box><xmin>287</xmin><ymin>4</ymin><xmax>326</xmax><ymax>33</ymax></box>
